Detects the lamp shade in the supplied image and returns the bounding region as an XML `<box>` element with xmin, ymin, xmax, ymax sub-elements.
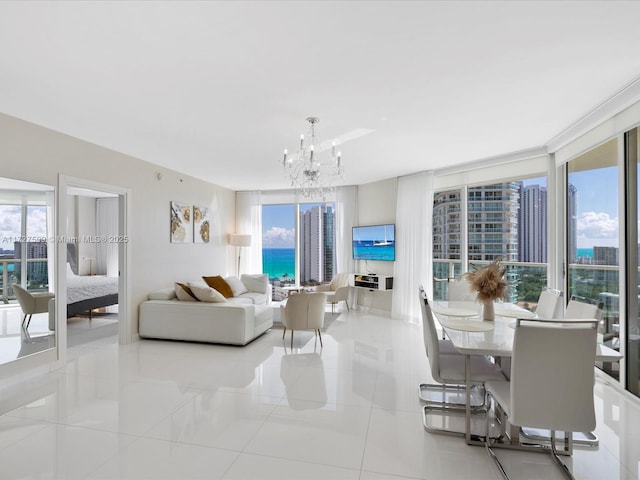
<box><xmin>229</xmin><ymin>233</ymin><xmax>252</xmax><ymax>247</ymax></box>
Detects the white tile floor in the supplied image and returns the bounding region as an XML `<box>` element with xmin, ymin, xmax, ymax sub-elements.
<box><xmin>0</xmin><ymin>308</ymin><xmax>639</xmax><ymax>479</ymax></box>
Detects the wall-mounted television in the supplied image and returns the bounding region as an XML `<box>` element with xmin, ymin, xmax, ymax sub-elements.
<box><xmin>352</xmin><ymin>224</ymin><xmax>395</xmax><ymax>261</ymax></box>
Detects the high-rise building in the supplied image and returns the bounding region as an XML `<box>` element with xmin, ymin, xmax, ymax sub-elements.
<box><xmin>299</xmin><ymin>205</ymin><xmax>335</xmax><ymax>284</ymax></box>
<box><xmin>433</xmin><ymin>183</ymin><xmax>520</xmax><ymax>263</ymax></box>
<box><xmin>433</xmin><ymin>190</ymin><xmax>462</xmax><ymax>261</ymax></box>
<box><xmin>568</xmin><ymin>184</ymin><xmax>578</xmax><ymax>263</ymax></box>
<box><xmin>13</xmin><ymin>241</ymin><xmax>48</xmax><ymax>281</ymax></box>
<box><xmin>593</xmin><ymin>246</ymin><xmax>619</xmax><ymax>266</ymax></box>
<box><xmin>467</xmin><ymin>183</ymin><xmax>520</xmax><ymax>262</ymax></box>
<box><xmin>518</xmin><ymin>184</ymin><xmax>547</xmax><ymax>262</ymax></box>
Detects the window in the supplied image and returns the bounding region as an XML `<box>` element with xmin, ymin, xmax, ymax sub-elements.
<box><xmin>432</xmin><ymin>178</ymin><xmax>548</xmax><ymax>307</ymax></box>
<box><xmin>0</xmin><ymin>201</ymin><xmax>50</xmax><ymax>300</ymax></box>
<box><xmin>262</xmin><ymin>202</ymin><xmax>336</xmax><ymax>301</ymax></box>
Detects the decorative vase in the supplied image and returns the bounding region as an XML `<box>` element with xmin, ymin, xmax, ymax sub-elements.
<box><xmin>482</xmin><ymin>300</ymin><xmax>495</xmax><ymax>321</ymax></box>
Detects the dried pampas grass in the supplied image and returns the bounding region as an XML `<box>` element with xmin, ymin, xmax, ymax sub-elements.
<box><xmin>464</xmin><ymin>258</ymin><xmax>508</xmax><ymax>303</ymax></box>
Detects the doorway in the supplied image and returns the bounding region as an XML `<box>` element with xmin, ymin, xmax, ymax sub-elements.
<box><xmin>57</xmin><ymin>176</ymin><xmax>130</xmax><ymax>363</ymax></box>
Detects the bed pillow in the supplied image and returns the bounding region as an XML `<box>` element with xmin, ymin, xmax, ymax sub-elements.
<box><xmin>175</xmin><ymin>282</ymin><xmax>199</xmax><ymax>301</ymax></box>
<box><xmin>202</xmin><ymin>275</ymin><xmax>234</xmax><ymax>298</ymax></box>
<box><xmin>225</xmin><ymin>275</ymin><xmax>248</xmax><ymax>297</ymax></box>
<box><xmin>188</xmin><ymin>283</ymin><xmax>227</xmax><ymax>303</ymax></box>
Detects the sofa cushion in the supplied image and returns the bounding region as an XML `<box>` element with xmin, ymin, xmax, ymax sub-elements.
<box><xmin>237</xmin><ymin>292</ymin><xmax>266</xmax><ymax>305</ymax></box>
<box><xmin>227</xmin><ymin>296</ymin><xmax>253</xmax><ymax>305</ymax></box>
<box><xmin>175</xmin><ymin>282</ymin><xmax>198</xmax><ymax>301</ymax></box>
<box><xmin>203</xmin><ymin>275</ymin><xmax>234</xmax><ymax>298</ymax></box>
<box><xmin>241</xmin><ymin>274</ymin><xmax>268</xmax><ymax>293</ymax></box>
<box><xmin>188</xmin><ymin>283</ymin><xmax>227</xmax><ymax>303</ymax></box>
<box><xmin>226</xmin><ymin>275</ymin><xmax>248</xmax><ymax>296</ymax></box>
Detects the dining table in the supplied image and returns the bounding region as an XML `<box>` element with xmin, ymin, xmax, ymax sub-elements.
<box><xmin>432</xmin><ymin>300</ymin><xmax>623</xmax><ymax>446</ymax></box>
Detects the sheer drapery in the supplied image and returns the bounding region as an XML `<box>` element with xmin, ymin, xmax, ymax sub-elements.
<box><xmin>335</xmin><ymin>186</ymin><xmax>358</xmax><ymax>274</ymax></box>
<box><xmin>46</xmin><ymin>191</ymin><xmax>55</xmax><ymax>291</ymax></box>
<box><xmin>96</xmin><ymin>197</ymin><xmax>118</xmax><ymax>277</ymax></box>
<box><xmin>235</xmin><ymin>191</ymin><xmax>262</xmax><ymax>274</ymax></box>
<box><xmin>391</xmin><ymin>171</ymin><xmax>434</xmax><ymax>322</ymax></box>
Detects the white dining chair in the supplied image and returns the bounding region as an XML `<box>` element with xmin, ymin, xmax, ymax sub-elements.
<box><xmin>418</xmin><ymin>285</ymin><xmax>468</xmax><ymax>405</ymax></box>
<box><xmin>535</xmin><ymin>287</ymin><xmax>563</xmax><ymax>318</ymax></box>
<box><xmin>419</xmin><ymin>288</ymin><xmax>505</xmax><ymax>436</ymax></box>
<box><xmin>447</xmin><ymin>278</ymin><xmax>477</xmax><ymax>302</ymax></box>
<box><xmin>484</xmin><ymin>318</ymin><xmax>598</xmax><ymax>480</ymax></box>
<box><xmin>564</xmin><ymin>299</ymin><xmax>602</xmax><ymax>320</ymax></box>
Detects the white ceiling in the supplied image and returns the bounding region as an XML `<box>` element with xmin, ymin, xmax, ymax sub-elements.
<box><xmin>2</xmin><ymin>1</ymin><xmax>640</xmax><ymax>191</ymax></box>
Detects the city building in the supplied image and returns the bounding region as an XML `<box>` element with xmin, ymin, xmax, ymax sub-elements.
<box><xmin>298</xmin><ymin>205</ymin><xmax>335</xmax><ymax>284</ymax></box>
<box><xmin>517</xmin><ymin>184</ymin><xmax>547</xmax><ymax>263</ymax></box>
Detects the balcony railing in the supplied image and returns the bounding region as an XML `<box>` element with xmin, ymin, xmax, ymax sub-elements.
<box><xmin>0</xmin><ymin>258</ymin><xmax>49</xmax><ymax>303</ymax></box>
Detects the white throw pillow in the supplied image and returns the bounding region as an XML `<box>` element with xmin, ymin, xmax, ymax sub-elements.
<box><xmin>175</xmin><ymin>283</ymin><xmax>198</xmax><ymax>301</ymax></box>
<box><xmin>225</xmin><ymin>275</ymin><xmax>248</xmax><ymax>297</ymax></box>
<box><xmin>241</xmin><ymin>274</ymin><xmax>268</xmax><ymax>293</ymax></box>
<box><xmin>188</xmin><ymin>283</ymin><xmax>227</xmax><ymax>303</ymax></box>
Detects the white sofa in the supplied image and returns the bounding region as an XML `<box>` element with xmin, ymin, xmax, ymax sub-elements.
<box><xmin>139</xmin><ymin>274</ymin><xmax>273</xmax><ymax>346</ymax></box>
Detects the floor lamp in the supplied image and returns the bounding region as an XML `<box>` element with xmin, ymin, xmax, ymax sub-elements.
<box><xmin>229</xmin><ymin>234</ymin><xmax>252</xmax><ymax>275</ymax></box>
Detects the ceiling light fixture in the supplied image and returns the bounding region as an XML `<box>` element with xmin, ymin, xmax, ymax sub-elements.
<box><xmin>282</xmin><ymin>117</ymin><xmax>343</xmax><ymax>198</ymax></box>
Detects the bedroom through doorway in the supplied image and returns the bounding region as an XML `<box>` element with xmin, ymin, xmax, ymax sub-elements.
<box><xmin>66</xmin><ymin>187</ymin><xmax>120</xmax><ymax>348</ymax></box>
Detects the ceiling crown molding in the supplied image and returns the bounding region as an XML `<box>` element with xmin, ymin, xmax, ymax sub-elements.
<box><xmin>546</xmin><ymin>74</ymin><xmax>640</xmax><ymax>154</ymax></box>
<box><xmin>434</xmin><ymin>146</ymin><xmax>548</xmax><ymax>177</ymax></box>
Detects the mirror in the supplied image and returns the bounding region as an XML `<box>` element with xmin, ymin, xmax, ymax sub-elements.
<box><xmin>0</xmin><ymin>177</ymin><xmax>56</xmax><ymax>365</ymax></box>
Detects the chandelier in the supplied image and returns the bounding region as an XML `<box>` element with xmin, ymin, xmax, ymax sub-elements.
<box><xmin>282</xmin><ymin>117</ymin><xmax>343</xmax><ymax>198</ymax></box>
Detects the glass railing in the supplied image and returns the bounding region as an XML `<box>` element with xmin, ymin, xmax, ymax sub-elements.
<box><xmin>433</xmin><ymin>259</ymin><xmax>547</xmax><ymax>306</ymax></box>
<box><xmin>0</xmin><ymin>258</ymin><xmax>49</xmax><ymax>303</ymax></box>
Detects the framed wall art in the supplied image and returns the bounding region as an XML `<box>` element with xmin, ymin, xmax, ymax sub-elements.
<box><xmin>193</xmin><ymin>205</ymin><xmax>210</xmax><ymax>243</ymax></box>
<box><xmin>170</xmin><ymin>201</ymin><xmax>193</xmax><ymax>243</ymax></box>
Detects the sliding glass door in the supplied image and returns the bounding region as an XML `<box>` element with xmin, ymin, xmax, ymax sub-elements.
<box><xmin>566</xmin><ymin>138</ymin><xmax>620</xmax><ymax>380</ymax></box>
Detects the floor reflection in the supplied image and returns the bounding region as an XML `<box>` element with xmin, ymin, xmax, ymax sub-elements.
<box><xmin>280</xmin><ymin>352</ymin><xmax>327</xmax><ymax>409</ymax></box>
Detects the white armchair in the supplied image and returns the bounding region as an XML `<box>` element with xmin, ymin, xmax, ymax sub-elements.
<box><xmin>316</xmin><ymin>273</ymin><xmax>350</xmax><ymax>313</ymax></box>
<box><xmin>280</xmin><ymin>292</ymin><xmax>327</xmax><ymax>349</ymax></box>
<box><xmin>12</xmin><ymin>284</ymin><xmax>55</xmax><ymax>329</ymax></box>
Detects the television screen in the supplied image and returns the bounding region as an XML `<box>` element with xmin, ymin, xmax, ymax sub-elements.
<box><xmin>352</xmin><ymin>224</ymin><xmax>395</xmax><ymax>261</ymax></box>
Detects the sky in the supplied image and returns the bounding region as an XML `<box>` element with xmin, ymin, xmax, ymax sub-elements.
<box><xmin>568</xmin><ymin>167</ymin><xmax>620</xmax><ymax>248</ymax></box>
<box><xmin>0</xmin><ymin>206</ymin><xmax>48</xmax><ymax>251</ymax></box>
<box><xmin>262</xmin><ymin>203</ymin><xmax>328</xmax><ymax>248</ymax></box>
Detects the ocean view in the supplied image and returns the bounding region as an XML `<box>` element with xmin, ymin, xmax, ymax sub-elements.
<box><xmin>577</xmin><ymin>247</ymin><xmax>594</xmax><ymax>258</ymax></box>
<box><xmin>262</xmin><ymin>248</ymin><xmax>295</xmax><ymax>279</ymax></box>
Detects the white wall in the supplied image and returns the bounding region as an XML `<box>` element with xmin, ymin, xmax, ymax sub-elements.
<box><xmin>0</xmin><ymin>113</ymin><xmax>236</xmax><ymax>343</ymax></box>
<box><xmin>355</xmin><ymin>177</ymin><xmax>398</xmax><ymax>311</ymax></box>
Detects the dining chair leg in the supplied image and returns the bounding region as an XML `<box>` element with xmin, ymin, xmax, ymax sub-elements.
<box><xmin>317</xmin><ymin>329</ymin><xmax>323</xmax><ymax>347</ymax></box>
<box><xmin>282</xmin><ymin>327</ymin><xmax>286</xmax><ymax>339</ymax></box>
<box><xmin>550</xmin><ymin>431</ymin><xmax>575</xmax><ymax>480</ymax></box>
<box><xmin>21</xmin><ymin>314</ymin><xmax>28</xmax><ymax>327</ymax></box>
<box><xmin>26</xmin><ymin>314</ymin><xmax>33</xmax><ymax>328</ymax></box>
<box><xmin>290</xmin><ymin>330</ymin><xmax>294</xmax><ymax>349</ymax></box>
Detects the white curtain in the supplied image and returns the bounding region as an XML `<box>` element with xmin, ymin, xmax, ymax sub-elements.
<box><xmin>391</xmin><ymin>171</ymin><xmax>434</xmax><ymax>322</ymax></box>
<box><xmin>96</xmin><ymin>197</ymin><xmax>118</xmax><ymax>277</ymax></box>
<box><xmin>46</xmin><ymin>190</ymin><xmax>55</xmax><ymax>292</ymax></box>
<box><xmin>235</xmin><ymin>191</ymin><xmax>262</xmax><ymax>274</ymax></box>
<box><xmin>335</xmin><ymin>186</ymin><xmax>358</xmax><ymax>274</ymax></box>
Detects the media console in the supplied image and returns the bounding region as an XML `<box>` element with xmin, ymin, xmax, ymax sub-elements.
<box><xmin>353</xmin><ymin>274</ymin><xmax>393</xmax><ymax>291</ymax></box>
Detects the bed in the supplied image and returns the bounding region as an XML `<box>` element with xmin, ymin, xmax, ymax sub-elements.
<box><xmin>66</xmin><ymin>264</ymin><xmax>118</xmax><ymax>318</ymax></box>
